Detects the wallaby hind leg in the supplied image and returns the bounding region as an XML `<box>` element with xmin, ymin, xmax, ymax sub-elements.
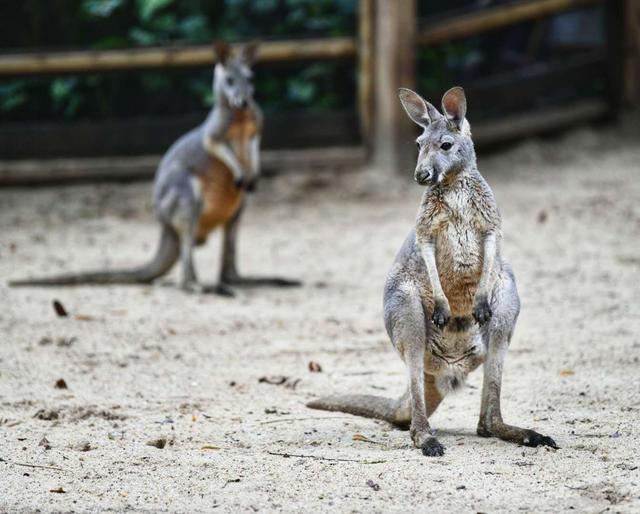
<box><xmin>389</xmin><ymin>287</ymin><xmax>445</xmax><ymax>456</ymax></box>
<box><xmin>477</xmin><ymin>274</ymin><xmax>557</xmax><ymax>448</ymax></box>
<box><xmin>220</xmin><ymin>202</ymin><xmax>301</xmax><ymax>288</ymax></box>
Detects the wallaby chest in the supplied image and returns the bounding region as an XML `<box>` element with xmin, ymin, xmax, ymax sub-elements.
<box><xmin>195</xmin><ymin>108</ymin><xmax>258</xmax><ymax>243</ymax></box>
<box><xmin>418</xmin><ymin>183</ymin><xmax>488</xmax><ymax>316</ymax></box>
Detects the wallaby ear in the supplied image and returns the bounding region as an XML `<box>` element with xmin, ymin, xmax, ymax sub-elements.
<box><xmin>441</xmin><ymin>86</ymin><xmax>467</xmax><ymax>130</ymax></box>
<box><xmin>398</xmin><ymin>88</ymin><xmax>437</xmax><ymax>127</ymax></box>
<box><xmin>213</xmin><ymin>40</ymin><xmax>231</xmax><ymax>65</ymax></box>
<box><xmin>240</xmin><ymin>41</ymin><xmax>259</xmax><ymax>65</ymax></box>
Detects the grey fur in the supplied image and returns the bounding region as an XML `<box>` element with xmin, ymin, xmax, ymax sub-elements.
<box><xmin>308</xmin><ymin>87</ymin><xmax>557</xmax><ymax>454</ymax></box>
<box><xmin>10</xmin><ymin>42</ymin><xmax>299</xmax><ymax>295</ymax></box>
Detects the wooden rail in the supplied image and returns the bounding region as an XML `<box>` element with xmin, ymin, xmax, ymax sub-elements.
<box><xmin>417</xmin><ymin>0</ymin><xmax>605</xmax><ymax>46</ymax></box>
<box><xmin>0</xmin><ymin>37</ymin><xmax>356</xmax><ymax>77</ymax></box>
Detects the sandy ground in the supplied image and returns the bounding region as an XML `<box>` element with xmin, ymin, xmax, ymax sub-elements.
<box><xmin>1</xmin><ymin>125</ymin><xmax>639</xmax><ymax>513</ymax></box>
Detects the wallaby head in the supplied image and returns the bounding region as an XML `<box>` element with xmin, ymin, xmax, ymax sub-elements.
<box><xmin>213</xmin><ymin>40</ymin><xmax>259</xmax><ymax>109</ymax></box>
<box><xmin>398</xmin><ymin>87</ymin><xmax>474</xmax><ymax>186</ymax></box>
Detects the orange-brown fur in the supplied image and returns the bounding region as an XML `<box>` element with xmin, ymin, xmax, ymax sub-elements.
<box><xmin>196</xmin><ymin>109</ymin><xmax>258</xmax><ymax>244</ymax></box>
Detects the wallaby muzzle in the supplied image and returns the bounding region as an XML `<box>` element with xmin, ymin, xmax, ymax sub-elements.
<box><xmin>415</xmin><ymin>165</ymin><xmax>439</xmax><ymax>186</ymax></box>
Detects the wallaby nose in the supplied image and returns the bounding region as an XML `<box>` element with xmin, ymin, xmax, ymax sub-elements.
<box><xmin>414</xmin><ymin>167</ymin><xmax>431</xmax><ymax>185</ymax></box>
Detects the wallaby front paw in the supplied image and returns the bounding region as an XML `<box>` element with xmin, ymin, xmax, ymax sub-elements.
<box><xmin>421</xmin><ymin>437</ymin><xmax>445</xmax><ymax>457</ymax></box>
<box><xmin>473</xmin><ymin>296</ymin><xmax>492</xmax><ymax>325</ymax></box>
<box><xmin>432</xmin><ymin>300</ymin><xmax>451</xmax><ymax>329</ymax></box>
<box><xmin>523</xmin><ymin>430</ymin><xmax>558</xmax><ymax>449</ymax></box>
<box><xmin>245</xmin><ymin>179</ymin><xmax>257</xmax><ymax>192</ymax></box>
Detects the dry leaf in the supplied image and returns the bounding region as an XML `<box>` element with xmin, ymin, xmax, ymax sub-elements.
<box><xmin>74</xmin><ymin>314</ymin><xmax>95</xmax><ymax>321</ymax></box>
<box><xmin>49</xmin><ymin>487</ymin><xmax>65</xmax><ymax>494</ymax></box>
<box><xmin>52</xmin><ymin>300</ymin><xmax>68</xmax><ymax>317</ymax></box>
<box><xmin>201</xmin><ymin>445</ymin><xmax>221</xmax><ymax>450</ymax></box>
<box><xmin>146</xmin><ymin>438</ymin><xmax>166</xmax><ymax>449</ymax></box>
<box><xmin>559</xmin><ymin>369</ymin><xmax>575</xmax><ymax>377</ymax></box>
<box><xmin>191</xmin><ymin>414</ymin><xmax>197</xmax><ymax>422</ymax></box>
<box><xmin>308</xmin><ymin>361</ymin><xmax>323</xmax><ymax>373</ymax></box>
<box><xmin>54</xmin><ymin>378</ymin><xmax>68</xmax><ymax>389</ymax></box>
<box><xmin>353</xmin><ymin>434</ymin><xmax>382</xmax><ymax>445</ymax></box>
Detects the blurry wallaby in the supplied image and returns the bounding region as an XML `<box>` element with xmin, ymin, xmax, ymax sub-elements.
<box><xmin>10</xmin><ymin>41</ymin><xmax>300</xmax><ymax>296</ymax></box>
<box><xmin>308</xmin><ymin>87</ymin><xmax>556</xmax><ymax>456</ymax></box>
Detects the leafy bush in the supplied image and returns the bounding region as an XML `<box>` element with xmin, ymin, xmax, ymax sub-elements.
<box><xmin>0</xmin><ymin>0</ymin><xmax>356</xmax><ymax>122</ymax></box>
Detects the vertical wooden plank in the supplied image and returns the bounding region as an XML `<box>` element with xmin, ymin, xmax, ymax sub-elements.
<box><xmin>606</xmin><ymin>0</ymin><xmax>625</xmax><ymax>112</ymax></box>
<box><xmin>358</xmin><ymin>0</ymin><xmax>375</xmax><ymax>153</ymax></box>
<box><xmin>624</xmin><ymin>0</ymin><xmax>640</xmax><ymax>104</ymax></box>
<box><xmin>372</xmin><ymin>0</ymin><xmax>417</xmax><ymax>174</ymax></box>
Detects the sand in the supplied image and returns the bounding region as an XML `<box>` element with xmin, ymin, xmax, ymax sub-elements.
<box><xmin>1</xmin><ymin>124</ymin><xmax>639</xmax><ymax>513</ymax></box>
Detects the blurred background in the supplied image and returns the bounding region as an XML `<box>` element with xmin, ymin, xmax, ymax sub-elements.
<box><xmin>0</xmin><ymin>0</ymin><xmax>638</xmax><ymax>181</ymax></box>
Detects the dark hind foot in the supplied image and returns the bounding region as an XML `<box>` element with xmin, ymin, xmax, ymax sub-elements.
<box><xmin>477</xmin><ymin>424</ymin><xmax>558</xmax><ymax>449</ymax></box>
<box><xmin>523</xmin><ymin>430</ymin><xmax>558</xmax><ymax>449</ymax></box>
<box><xmin>222</xmin><ymin>276</ymin><xmax>302</xmax><ymax>288</ymax></box>
<box><xmin>201</xmin><ymin>283</ymin><xmax>236</xmax><ymax>297</ymax></box>
<box><xmin>182</xmin><ymin>281</ymin><xmax>235</xmax><ymax>297</ymax></box>
<box><xmin>421</xmin><ymin>437</ymin><xmax>445</xmax><ymax>457</ymax></box>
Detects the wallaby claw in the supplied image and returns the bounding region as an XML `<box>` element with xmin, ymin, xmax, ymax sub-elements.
<box><xmin>432</xmin><ymin>301</ymin><xmax>451</xmax><ymax>329</ymax></box>
<box><xmin>473</xmin><ymin>297</ymin><xmax>492</xmax><ymax>325</ymax></box>
<box><xmin>524</xmin><ymin>431</ymin><xmax>558</xmax><ymax>449</ymax></box>
<box><xmin>421</xmin><ymin>437</ymin><xmax>446</xmax><ymax>457</ymax></box>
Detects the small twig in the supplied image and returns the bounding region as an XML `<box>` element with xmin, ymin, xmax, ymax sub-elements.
<box><xmin>564</xmin><ymin>484</ymin><xmax>589</xmax><ymax>491</ymax></box>
<box><xmin>0</xmin><ymin>458</ymin><xmax>69</xmax><ymax>473</ymax></box>
<box><xmin>259</xmin><ymin>416</ymin><xmax>357</xmax><ymax>425</ymax></box>
<box><xmin>266</xmin><ymin>451</ymin><xmax>385</xmax><ymax>464</ymax></box>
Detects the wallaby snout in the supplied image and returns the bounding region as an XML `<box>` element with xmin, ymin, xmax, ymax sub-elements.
<box><xmin>414</xmin><ymin>166</ymin><xmax>432</xmax><ymax>185</ymax></box>
<box><xmin>415</xmin><ymin>162</ymin><xmax>440</xmax><ymax>185</ymax></box>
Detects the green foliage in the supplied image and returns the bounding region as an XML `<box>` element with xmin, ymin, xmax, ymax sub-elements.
<box><xmin>0</xmin><ymin>1</ymin><xmax>357</xmax><ymax>122</ymax></box>
<box><xmin>82</xmin><ymin>0</ymin><xmax>125</xmax><ymax>18</ymax></box>
<box><xmin>0</xmin><ymin>82</ymin><xmax>27</xmax><ymax>113</ymax></box>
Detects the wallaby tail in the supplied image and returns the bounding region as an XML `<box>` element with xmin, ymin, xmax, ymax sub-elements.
<box><xmin>307</xmin><ymin>394</ymin><xmax>410</xmax><ymax>428</ymax></box>
<box><xmin>9</xmin><ymin>224</ymin><xmax>180</xmax><ymax>287</ymax></box>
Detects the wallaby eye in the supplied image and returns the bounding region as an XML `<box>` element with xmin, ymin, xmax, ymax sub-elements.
<box><xmin>440</xmin><ymin>142</ymin><xmax>452</xmax><ymax>151</ymax></box>
<box><xmin>416</xmin><ymin>142</ymin><xmax>421</xmax><ymax>150</ymax></box>
<box><xmin>226</xmin><ymin>77</ymin><xmax>234</xmax><ymax>86</ymax></box>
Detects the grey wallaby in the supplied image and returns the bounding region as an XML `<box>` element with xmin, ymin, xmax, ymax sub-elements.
<box><xmin>308</xmin><ymin>87</ymin><xmax>556</xmax><ymax>456</ymax></box>
<box><xmin>10</xmin><ymin>41</ymin><xmax>300</xmax><ymax>296</ymax></box>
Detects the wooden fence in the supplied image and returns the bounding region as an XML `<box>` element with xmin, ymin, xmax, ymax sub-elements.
<box><xmin>0</xmin><ymin>0</ymin><xmax>637</xmax><ymax>183</ymax></box>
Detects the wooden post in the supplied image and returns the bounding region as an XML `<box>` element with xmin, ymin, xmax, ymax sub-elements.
<box><xmin>606</xmin><ymin>0</ymin><xmax>625</xmax><ymax>113</ymax></box>
<box><xmin>372</xmin><ymin>0</ymin><xmax>417</xmax><ymax>173</ymax></box>
<box><xmin>625</xmin><ymin>0</ymin><xmax>640</xmax><ymax>105</ymax></box>
<box><xmin>357</xmin><ymin>0</ymin><xmax>375</xmax><ymax>152</ymax></box>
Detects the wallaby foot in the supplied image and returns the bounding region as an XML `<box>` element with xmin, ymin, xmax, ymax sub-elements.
<box><xmin>411</xmin><ymin>424</ymin><xmax>445</xmax><ymax>457</ymax></box>
<box><xmin>181</xmin><ymin>281</ymin><xmax>235</xmax><ymax>297</ymax></box>
<box><xmin>477</xmin><ymin>422</ymin><xmax>557</xmax><ymax>449</ymax></box>
<box><xmin>422</xmin><ymin>437</ymin><xmax>446</xmax><ymax>457</ymax></box>
<box><xmin>222</xmin><ymin>275</ymin><xmax>301</xmax><ymax>288</ymax></box>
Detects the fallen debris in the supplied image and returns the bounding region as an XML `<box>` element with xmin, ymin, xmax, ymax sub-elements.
<box><xmin>266</xmin><ymin>451</ymin><xmax>385</xmax><ymax>464</ymax></box>
<box><xmin>54</xmin><ymin>379</ymin><xmax>68</xmax><ymax>389</ymax></box>
<box><xmin>308</xmin><ymin>361</ymin><xmax>323</xmax><ymax>373</ymax></box>
<box><xmin>366</xmin><ymin>479</ymin><xmax>380</xmax><ymax>491</ymax></box>
<box><xmin>353</xmin><ymin>434</ymin><xmax>383</xmax><ymax>445</ymax></box>
<box><xmin>49</xmin><ymin>487</ymin><xmax>65</xmax><ymax>494</ymax></box>
<box><xmin>52</xmin><ymin>300</ymin><xmax>68</xmax><ymax>317</ymax></box>
<box><xmin>258</xmin><ymin>376</ymin><xmax>301</xmax><ymax>390</ymax></box>
<box><xmin>146</xmin><ymin>438</ymin><xmax>167</xmax><ymax>449</ymax></box>
<box><xmin>33</xmin><ymin>409</ymin><xmax>59</xmax><ymax>421</ymax></box>
<box><xmin>39</xmin><ymin>437</ymin><xmax>52</xmax><ymax>450</ymax></box>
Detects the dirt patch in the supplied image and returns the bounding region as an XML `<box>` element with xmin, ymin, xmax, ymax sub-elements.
<box><xmin>1</xmin><ymin>123</ymin><xmax>639</xmax><ymax>512</ymax></box>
